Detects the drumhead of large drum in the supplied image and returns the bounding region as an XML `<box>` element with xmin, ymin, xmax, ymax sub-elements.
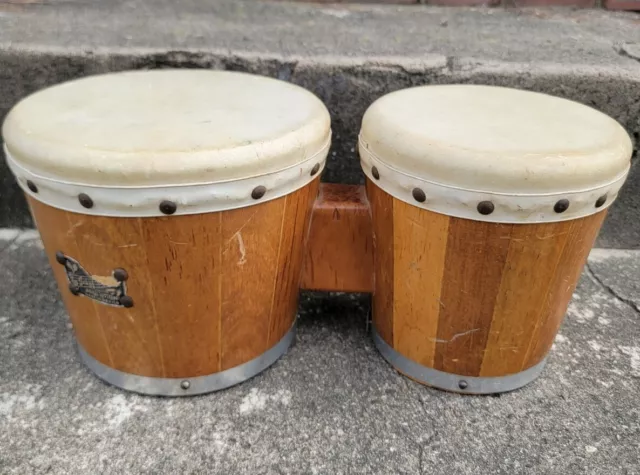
<box><xmin>359</xmin><ymin>85</ymin><xmax>632</xmax><ymax>223</ymax></box>
<box><xmin>3</xmin><ymin>69</ymin><xmax>331</xmax><ymax>216</ymax></box>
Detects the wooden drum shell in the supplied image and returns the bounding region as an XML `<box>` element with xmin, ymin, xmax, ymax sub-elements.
<box><xmin>367</xmin><ymin>180</ymin><xmax>606</xmax><ymax>392</ymax></box>
<box><xmin>28</xmin><ymin>179</ymin><xmax>318</xmax><ymax>389</ymax></box>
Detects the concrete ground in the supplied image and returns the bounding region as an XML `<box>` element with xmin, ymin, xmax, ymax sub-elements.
<box><xmin>1</xmin><ymin>230</ymin><xmax>639</xmax><ymax>474</ymax></box>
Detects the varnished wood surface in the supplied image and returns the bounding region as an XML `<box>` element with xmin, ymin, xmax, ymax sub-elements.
<box><xmin>28</xmin><ymin>180</ymin><xmax>317</xmax><ymax>378</ymax></box>
<box><xmin>369</xmin><ymin>182</ymin><xmax>606</xmax><ymax>378</ymax></box>
<box><xmin>300</xmin><ymin>183</ymin><xmax>374</xmax><ymax>292</ymax></box>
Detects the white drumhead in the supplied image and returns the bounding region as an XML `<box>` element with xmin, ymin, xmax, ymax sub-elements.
<box><xmin>359</xmin><ymin>85</ymin><xmax>632</xmax><ymax>223</ymax></box>
<box><xmin>3</xmin><ymin>70</ymin><xmax>331</xmax><ymax>216</ymax></box>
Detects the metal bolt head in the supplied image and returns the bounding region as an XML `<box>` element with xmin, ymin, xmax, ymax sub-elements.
<box><xmin>371</xmin><ymin>166</ymin><xmax>380</xmax><ymax>180</ymax></box>
<box><xmin>69</xmin><ymin>284</ymin><xmax>80</xmax><ymax>296</ymax></box>
<box><xmin>554</xmin><ymin>199</ymin><xmax>570</xmax><ymax>214</ymax></box>
<box><xmin>180</xmin><ymin>380</ymin><xmax>190</xmax><ymax>390</ymax></box>
<box><xmin>412</xmin><ymin>188</ymin><xmax>426</xmax><ymax>203</ymax></box>
<box><xmin>252</xmin><ymin>186</ymin><xmax>267</xmax><ymax>200</ymax></box>
<box><xmin>78</xmin><ymin>193</ymin><xmax>94</xmax><ymax>209</ymax></box>
<box><xmin>458</xmin><ymin>380</ymin><xmax>468</xmax><ymax>390</ymax></box>
<box><xmin>113</xmin><ymin>268</ymin><xmax>128</xmax><ymax>282</ymax></box>
<box><xmin>55</xmin><ymin>251</ymin><xmax>67</xmax><ymax>265</ymax></box>
<box><xmin>310</xmin><ymin>163</ymin><xmax>320</xmax><ymax>176</ymax></box>
<box><xmin>27</xmin><ymin>180</ymin><xmax>38</xmax><ymax>193</ymax></box>
<box><xmin>595</xmin><ymin>194</ymin><xmax>607</xmax><ymax>208</ymax></box>
<box><xmin>119</xmin><ymin>295</ymin><xmax>134</xmax><ymax>308</ymax></box>
<box><xmin>477</xmin><ymin>201</ymin><xmax>494</xmax><ymax>216</ymax></box>
<box><xmin>159</xmin><ymin>200</ymin><xmax>177</xmax><ymax>215</ymax></box>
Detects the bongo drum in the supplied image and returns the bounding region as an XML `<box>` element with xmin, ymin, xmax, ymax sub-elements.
<box><xmin>3</xmin><ymin>70</ymin><xmax>330</xmax><ymax>396</ymax></box>
<box><xmin>359</xmin><ymin>85</ymin><xmax>632</xmax><ymax>394</ymax></box>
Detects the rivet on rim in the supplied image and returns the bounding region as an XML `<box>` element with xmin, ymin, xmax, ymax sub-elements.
<box><xmin>554</xmin><ymin>199</ymin><xmax>570</xmax><ymax>214</ymax></box>
<box><xmin>310</xmin><ymin>163</ymin><xmax>320</xmax><ymax>176</ymax></box>
<box><xmin>181</xmin><ymin>380</ymin><xmax>191</xmax><ymax>390</ymax></box>
<box><xmin>113</xmin><ymin>268</ymin><xmax>128</xmax><ymax>282</ymax></box>
<box><xmin>78</xmin><ymin>193</ymin><xmax>94</xmax><ymax>209</ymax></box>
<box><xmin>595</xmin><ymin>194</ymin><xmax>607</xmax><ymax>208</ymax></box>
<box><xmin>371</xmin><ymin>166</ymin><xmax>380</xmax><ymax>180</ymax></box>
<box><xmin>252</xmin><ymin>186</ymin><xmax>267</xmax><ymax>200</ymax></box>
<box><xmin>119</xmin><ymin>295</ymin><xmax>134</xmax><ymax>308</ymax></box>
<box><xmin>477</xmin><ymin>201</ymin><xmax>495</xmax><ymax>216</ymax></box>
<box><xmin>458</xmin><ymin>380</ymin><xmax>468</xmax><ymax>390</ymax></box>
<box><xmin>27</xmin><ymin>180</ymin><xmax>38</xmax><ymax>193</ymax></box>
<box><xmin>159</xmin><ymin>200</ymin><xmax>177</xmax><ymax>215</ymax></box>
<box><xmin>412</xmin><ymin>188</ymin><xmax>426</xmax><ymax>203</ymax></box>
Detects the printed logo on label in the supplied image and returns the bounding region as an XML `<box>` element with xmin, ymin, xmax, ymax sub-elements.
<box><xmin>55</xmin><ymin>253</ymin><xmax>132</xmax><ymax>308</ymax></box>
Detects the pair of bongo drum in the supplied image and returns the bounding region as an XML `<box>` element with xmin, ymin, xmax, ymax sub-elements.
<box><xmin>3</xmin><ymin>70</ymin><xmax>632</xmax><ymax>396</ymax></box>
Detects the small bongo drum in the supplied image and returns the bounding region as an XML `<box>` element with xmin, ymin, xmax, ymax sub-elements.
<box><xmin>3</xmin><ymin>70</ymin><xmax>330</xmax><ymax>396</ymax></box>
<box><xmin>359</xmin><ymin>85</ymin><xmax>632</xmax><ymax>394</ymax></box>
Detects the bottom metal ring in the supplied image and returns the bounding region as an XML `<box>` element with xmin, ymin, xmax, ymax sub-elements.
<box><xmin>78</xmin><ymin>323</ymin><xmax>296</xmax><ymax>397</ymax></box>
<box><xmin>372</xmin><ymin>327</ymin><xmax>548</xmax><ymax>394</ymax></box>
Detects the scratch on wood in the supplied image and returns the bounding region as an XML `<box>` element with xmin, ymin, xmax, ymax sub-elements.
<box><xmin>236</xmin><ymin>232</ymin><xmax>247</xmax><ymax>266</ymax></box>
<box><xmin>432</xmin><ymin>328</ymin><xmax>480</xmax><ymax>344</ymax></box>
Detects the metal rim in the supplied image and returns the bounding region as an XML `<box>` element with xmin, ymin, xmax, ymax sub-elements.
<box><xmin>78</xmin><ymin>323</ymin><xmax>296</xmax><ymax>396</ymax></box>
<box><xmin>358</xmin><ymin>136</ymin><xmax>628</xmax><ymax>224</ymax></box>
<box><xmin>372</xmin><ymin>327</ymin><xmax>547</xmax><ymax>394</ymax></box>
<box><xmin>5</xmin><ymin>141</ymin><xmax>328</xmax><ymax>217</ymax></box>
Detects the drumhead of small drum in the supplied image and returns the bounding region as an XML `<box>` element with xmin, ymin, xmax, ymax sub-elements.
<box><xmin>359</xmin><ymin>85</ymin><xmax>632</xmax><ymax>223</ymax></box>
<box><xmin>3</xmin><ymin>69</ymin><xmax>330</xmax><ymax>186</ymax></box>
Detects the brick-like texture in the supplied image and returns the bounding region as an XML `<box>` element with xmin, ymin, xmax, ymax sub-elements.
<box><xmin>424</xmin><ymin>0</ymin><xmax>499</xmax><ymax>6</ymax></box>
<box><xmin>509</xmin><ymin>0</ymin><xmax>595</xmax><ymax>6</ymax></box>
<box><xmin>604</xmin><ymin>0</ymin><xmax>640</xmax><ymax>9</ymax></box>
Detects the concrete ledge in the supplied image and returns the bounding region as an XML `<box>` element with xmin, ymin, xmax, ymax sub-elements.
<box><xmin>1</xmin><ymin>231</ymin><xmax>640</xmax><ymax>473</ymax></box>
<box><xmin>1</xmin><ymin>1</ymin><xmax>639</xmax><ymax>247</ymax></box>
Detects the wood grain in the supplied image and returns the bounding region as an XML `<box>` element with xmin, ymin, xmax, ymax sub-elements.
<box><xmin>28</xmin><ymin>198</ymin><xmax>113</xmax><ymax>368</ymax></box>
<box><xmin>367</xmin><ymin>179</ymin><xmax>395</xmax><ymax>346</ymax></box>
<box><xmin>392</xmin><ymin>199</ymin><xmax>449</xmax><ymax>368</ymax></box>
<box><xmin>522</xmin><ymin>212</ymin><xmax>606</xmax><ymax>369</ymax></box>
<box><xmin>300</xmin><ymin>183</ymin><xmax>374</xmax><ymax>293</ymax></box>
<box><xmin>369</xmin><ymin>186</ymin><xmax>606</xmax><ymax>379</ymax></box>
<box><xmin>28</xmin><ymin>182</ymin><xmax>316</xmax><ymax>378</ymax></box>
<box><xmin>434</xmin><ymin>219</ymin><xmax>513</xmax><ymax>376</ymax></box>
<box><xmin>479</xmin><ymin>221</ymin><xmax>573</xmax><ymax>376</ymax></box>
<box><xmin>268</xmin><ymin>179</ymin><xmax>319</xmax><ymax>348</ymax></box>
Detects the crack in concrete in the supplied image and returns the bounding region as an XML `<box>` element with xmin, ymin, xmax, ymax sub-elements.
<box><xmin>615</xmin><ymin>43</ymin><xmax>640</xmax><ymax>64</ymax></box>
<box><xmin>585</xmin><ymin>262</ymin><xmax>640</xmax><ymax>315</ymax></box>
<box><xmin>0</xmin><ymin>233</ymin><xmax>19</xmax><ymax>256</ymax></box>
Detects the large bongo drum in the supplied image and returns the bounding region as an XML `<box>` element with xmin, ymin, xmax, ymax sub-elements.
<box><xmin>3</xmin><ymin>70</ymin><xmax>330</xmax><ymax>396</ymax></box>
<box><xmin>359</xmin><ymin>85</ymin><xmax>632</xmax><ymax>394</ymax></box>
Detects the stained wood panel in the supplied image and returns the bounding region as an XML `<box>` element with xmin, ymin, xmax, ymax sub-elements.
<box><xmin>68</xmin><ymin>214</ymin><xmax>166</xmax><ymax>377</ymax></box>
<box><xmin>367</xmin><ymin>179</ymin><xmax>395</xmax><ymax>346</ymax></box>
<box><xmin>479</xmin><ymin>221</ymin><xmax>573</xmax><ymax>376</ymax></box>
<box><xmin>268</xmin><ymin>179</ymin><xmax>319</xmax><ymax>348</ymax></box>
<box><xmin>392</xmin><ymin>200</ymin><xmax>449</xmax><ymax>368</ymax></box>
<box><xmin>522</xmin><ymin>212</ymin><xmax>606</xmax><ymax>369</ymax></box>
<box><xmin>300</xmin><ymin>183</ymin><xmax>374</xmax><ymax>293</ymax></box>
<box><xmin>369</xmin><ymin>187</ymin><xmax>606</xmax><ymax>379</ymax></box>
<box><xmin>434</xmin><ymin>219</ymin><xmax>513</xmax><ymax>376</ymax></box>
<box><xmin>27</xmin><ymin>183</ymin><xmax>316</xmax><ymax>379</ymax></box>
<box><xmin>219</xmin><ymin>199</ymin><xmax>284</xmax><ymax>370</ymax></box>
<box><xmin>28</xmin><ymin>198</ymin><xmax>113</xmax><ymax>368</ymax></box>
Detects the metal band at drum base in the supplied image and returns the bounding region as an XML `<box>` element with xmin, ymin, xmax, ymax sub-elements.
<box><xmin>78</xmin><ymin>323</ymin><xmax>296</xmax><ymax>397</ymax></box>
<box><xmin>372</xmin><ymin>328</ymin><xmax>548</xmax><ymax>394</ymax></box>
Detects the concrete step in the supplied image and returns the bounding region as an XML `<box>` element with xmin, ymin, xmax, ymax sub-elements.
<box><xmin>1</xmin><ymin>230</ymin><xmax>640</xmax><ymax>474</ymax></box>
<box><xmin>1</xmin><ymin>0</ymin><xmax>639</xmax><ymax>249</ymax></box>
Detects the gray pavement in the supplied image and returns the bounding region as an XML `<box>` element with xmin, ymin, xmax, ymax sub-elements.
<box><xmin>0</xmin><ymin>1</ymin><xmax>639</xmax><ymax>249</ymax></box>
<box><xmin>1</xmin><ymin>230</ymin><xmax>639</xmax><ymax>474</ymax></box>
